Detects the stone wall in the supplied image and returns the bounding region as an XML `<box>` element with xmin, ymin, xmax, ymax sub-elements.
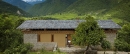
<box><xmin>24</xmin><ymin>34</ymin><xmax>57</xmax><ymax>51</ymax></box>
<box><xmin>24</xmin><ymin>34</ymin><xmax>37</xmax><ymax>43</ymax></box>
<box><xmin>105</xmin><ymin>32</ymin><xmax>116</xmax><ymax>45</ymax></box>
<box><xmin>33</xmin><ymin>42</ymin><xmax>57</xmax><ymax>51</ymax></box>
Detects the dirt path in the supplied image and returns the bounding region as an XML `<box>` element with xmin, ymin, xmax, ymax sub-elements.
<box><xmin>59</xmin><ymin>47</ymin><xmax>130</xmax><ymax>54</ymax></box>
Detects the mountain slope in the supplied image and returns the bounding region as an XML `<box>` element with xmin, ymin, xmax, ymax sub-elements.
<box><xmin>3</xmin><ymin>0</ymin><xmax>32</xmax><ymax>11</ymax></box>
<box><xmin>26</xmin><ymin>0</ymin><xmax>45</xmax><ymax>5</ymax></box>
<box><xmin>65</xmin><ymin>0</ymin><xmax>118</xmax><ymax>14</ymax></box>
<box><xmin>27</xmin><ymin>0</ymin><xmax>130</xmax><ymax>22</ymax></box>
<box><xmin>28</xmin><ymin>0</ymin><xmax>77</xmax><ymax>16</ymax></box>
<box><xmin>0</xmin><ymin>0</ymin><xmax>30</xmax><ymax>16</ymax></box>
<box><xmin>109</xmin><ymin>0</ymin><xmax>130</xmax><ymax>21</ymax></box>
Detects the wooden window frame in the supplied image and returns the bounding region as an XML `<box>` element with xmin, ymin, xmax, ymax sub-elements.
<box><xmin>37</xmin><ymin>34</ymin><xmax>40</xmax><ymax>42</ymax></box>
<box><xmin>51</xmin><ymin>34</ymin><xmax>54</xmax><ymax>42</ymax></box>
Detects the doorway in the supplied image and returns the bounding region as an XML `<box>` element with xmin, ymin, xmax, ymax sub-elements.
<box><xmin>66</xmin><ymin>34</ymin><xmax>72</xmax><ymax>47</ymax></box>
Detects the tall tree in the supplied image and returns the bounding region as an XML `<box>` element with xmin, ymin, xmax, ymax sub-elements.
<box><xmin>72</xmin><ymin>16</ymin><xmax>106</xmax><ymax>54</ymax></box>
<box><xmin>0</xmin><ymin>14</ymin><xmax>24</xmax><ymax>52</ymax></box>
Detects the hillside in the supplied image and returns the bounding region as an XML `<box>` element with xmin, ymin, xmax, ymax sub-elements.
<box><xmin>66</xmin><ymin>0</ymin><xmax>118</xmax><ymax>14</ymax></box>
<box><xmin>3</xmin><ymin>0</ymin><xmax>32</xmax><ymax>11</ymax></box>
<box><xmin>28</xmin><ymin>0</ymin><xmax>118</xmax><ymax>16</ymax></box>
<box><xmin>28</xmin><ymin>0</ymin><xmax>130</xmax><ymax>22</ymax></box>
<box><xmin>0</xmin><ymin>0</ymin><xmax>31</xmax><ymax>16</ymax></box>
<box><xmin>26</xmin><ymin>0</ymin><xmax>45</xmax><ymax>5</ymax></box>
<box><xmin>28</xmin><ymin>0</ymin><xmax>77</xmax><ymax>16</ymax></box>
<box><xmin>109</xmin><ymin>0</ymin><xmax>130</xmax><ymax>22</ymax></box>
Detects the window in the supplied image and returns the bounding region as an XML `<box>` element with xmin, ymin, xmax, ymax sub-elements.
<box><xmin>51</xmin><ymin>34</ymin><xmax>54</xmax><ymax>42</ymax></box>
<box><xmin>37</xmin><ymin>34</ymin><xmax>40</xmax><ymax>42</ymax></box>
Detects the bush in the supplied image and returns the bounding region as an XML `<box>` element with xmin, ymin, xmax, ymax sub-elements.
<box><xmin>114</xmin><ymin>24</ymin><xmax>130</xmax><ymax>52</ymax></box>
<box><xmin>4</xmin><ymin>43</ymin><xmax>33</xmax><ymax>54</ymax></box>
<box><xmin>114</xmin><ymin>39</ymin><xmax>130</xmax><ymax>52</ymax></box>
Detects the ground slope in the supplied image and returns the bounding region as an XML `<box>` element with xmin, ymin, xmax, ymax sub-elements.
<box><xmin>28</xmin><ymin>0</ymin><xmax>77</xmax><ymax>16</ymax></box>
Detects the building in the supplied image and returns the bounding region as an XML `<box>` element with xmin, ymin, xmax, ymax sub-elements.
<box><xmin>17</xmin><ymin>20</ymin><xmax>121</xmax><ymax>50</ymax></box>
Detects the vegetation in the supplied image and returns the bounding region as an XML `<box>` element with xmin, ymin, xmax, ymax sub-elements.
<box><xmin>114</xmin><ymin>23</ymin><xmax>130</xmax><ymax>52</ymax></box>
<box><xmin>0</xmin><ymin>0</ymin><xmax>130</xmax><ymax>53</ymax></box>
<box><xmin>27</xmin><ymin>0</ymin><xmax>130</xmax><ymax>23</ymax></box>
<box><xmin>0</xmin><ymin>13</ymin><xmax>65</xmax><ymax>53</ymax></box>
<box><xmin>28</xmin><ymin>0</ymin><xmax>77</xmax><ymax>16</ymax></box>
<box><xmin>0</xmin><ymin>14</ymin><xmax>25</xmax><ymax>52</ymax></box>
<box><xmin>0</xmin><ymin>0</ymin><xmax>31</xmax><ymax>17</ymax></box>
<box><xmin>3</xmin><ymin>0</ymin><xmax>32</xmax><ymax>11</ymax></box>
<box><xmin>72</xmin><ymin>16</ymin><xmax>106</xmax><ymax>54</ymax></box>
<box><xmin>4</xmin><ymin>43</ymin><xmax>33</xmax><ymax>54</ymax></box>
<box><xmin>30</xmin><ymin>51</ymin><xmax>66</xmax><ymax>54</ymax></box>
<box><xmin>101</xmin><ymin>39</ymin><xmax>111</xmax><ymax>54</ymax></box>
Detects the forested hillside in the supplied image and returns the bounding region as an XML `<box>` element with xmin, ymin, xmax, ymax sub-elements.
<box><xmin>110</xmin><ymin>0</ymin><xmax>130</xmax><ymax>22</ymax></box>
<box><xmin>0</xmin><ymin>0</ymin><xmax>31</xmax><ymax>16</ymax></box>
<box><xmin>28</xmin><ymin>0</ymin><xmax>77</xmax><ymax>16</ymax></box>
<box><xmin>66</xmin><ymin>0</ymin><xmax>118</xmax><ymax>14</ymax></box>
<box><xmin>3</xmin><ymin>0</ymin><xmax>32</xmax><ymax>11</ymax></box>
<box><xmin>28</xmin><ymin>0</ymin><xmax>130</xmax><ymax>22</ymax></box>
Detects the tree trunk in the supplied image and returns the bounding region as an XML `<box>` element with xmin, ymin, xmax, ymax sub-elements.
<box><xmin>84</xmin><ymin>45</ymin><xmax>90</xmax><ymax>54</ymax></box>
<box><xmin>104</xmin><ymin>49</ymin><xmax>106</xmax><ymax>54</ymax></box>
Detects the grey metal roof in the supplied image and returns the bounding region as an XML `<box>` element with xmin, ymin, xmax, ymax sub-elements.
<box><xmin>17</xmin><ymin>20</ymin><xmax>121</xmax><ymax>29</ymax></box>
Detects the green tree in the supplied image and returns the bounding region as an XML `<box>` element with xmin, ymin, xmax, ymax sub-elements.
<box><xmin>0</xmin><ymin>14</ymin><xmax>24</xmax><ymax>52</ymax></box>
<box><xmin>72</xmin><ymin>16</ymin><xmax>106</xmax><ymax>54</ymax></box>
<box><xmin>114</xmin><ymin>23</ymin><xmax>130</xmax><ymax>52</ymax></box>
<box><xmin>101</xmin><ymin>39</ymin><xmax>111</xmax><ymax>54</ymax></box>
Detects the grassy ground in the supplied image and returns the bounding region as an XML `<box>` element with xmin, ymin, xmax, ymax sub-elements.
<box><xmin>0</xmin><ymin>52</ymin><xmax>3</xmax><ymax>54</ymax></box>
<box><xmin>29</xmin><ymin>49</ymin><xmax>66</xmax><ymax>54</ymax></box>
<box><xmin>0</xmin><ymin>50</ymin><xmax>66</xmax><ymax>54</ymax></box>
<box><xmin>24</xmin><ymin>12</ymin><xmax>124</xmax><ymax>25</ymax></box>
<box><xmin>29</xmin><ymin>51</ymin><xmax>66</xmax><ymax>54</ymax></box>
<box><xmin>43</xmin><ymin>13</ymin><xmax>123</xmax><ymax>23</ymax></box>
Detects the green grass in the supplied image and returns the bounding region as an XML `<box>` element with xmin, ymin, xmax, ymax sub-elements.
<box><xmin>29</xmin><ymin>49</ymin><xmax>66</xmax><ymax>54</ymax></box>
<box><xmin>43</xmin><ymin>12</ymin><xmax>123</xmax><ymax>23</ymax></box>
<box><xmin>29</xmin><ymin>51</ymin><xmax>53</xmax><ymax>54</ymax></box>
<box><xmin>24</xmin><ymin>12</ymin><xmax>125</xmax><ymax>25</ymax></box>
<box><xmin>0</xmin><ymin>52</ymin><xmax>3</xmax><ymax>54</ymax></box>
<box><xmin>44</xmin><ymin>13</ymin><xmax>79</xmax><ymax>20</ymax></box>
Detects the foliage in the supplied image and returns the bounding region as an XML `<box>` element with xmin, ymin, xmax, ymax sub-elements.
<box><xmin>29</xmin><ymin>48</ymin><xmax>66</xmax><ymax>54</ymax></box>
<box><xmin>4</xmin><ymin>43</ymin><xmax>33</xmax><ymax>54</ymax></box>
<box><xmin>28</xmin><ymin>0</ymin><xmax>77</xmax><ymax>16</ymax></box>
<box><xmin>101</xmin><ymin>39</ymin><xmax>111</xmax><ymax>54</ymax></box>
<box><xmin>0</xmin><ymin>14</ymin><xmax>24</xmax><ymax>52</ymax></box>
<box><xmin>72</xmin><ymin>16</ymin><xmax>106</xmax><ymax>51</ymax></box>
<box><xmin>0</xmin><ymin>0</ymin><xmax>31</xmax><ymax>17</ymax></box>
<box><xmin>30</xmin><ymin>17</ymin><xmax>58</xmax><ymax>20</ymax></box>
<box><xmin>3</xmin><ymin>0</ymin><xmax>32</xmax><ymax>11</ymax></box>
<box><xmin>28</xmin><ymin>0</ymin><xmax>130</xmax><ymax>22</ymax></box>
<box><xmin>101</xmin><ymin>40</ymin><xmax>111</xmax><ymax>50</ymax></box>
<box><xmin>114</xmin><ymin>23</ymin><xmax>130</xmax><ymax>52</ymax></box>
<box><xmin>111</xmin><ymin>0</ymin><xmax>130</xmax><ymax>22</ymax></box>
<box><xmin>114</xmin><ymin>39</ymin><xmax>130</xmax><ymax>52</ymax></box>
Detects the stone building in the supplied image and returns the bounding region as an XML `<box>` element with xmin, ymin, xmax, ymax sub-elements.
<box><xmin>17</xmin><ymin>20</ymin><xmax>121</xmax><ymax>50</ymax></box>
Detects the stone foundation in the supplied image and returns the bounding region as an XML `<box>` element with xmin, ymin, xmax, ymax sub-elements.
<box><xmin>24</xmin><ymin>34</ymin><xmax>57</xmax><ymax>51</ymax></box>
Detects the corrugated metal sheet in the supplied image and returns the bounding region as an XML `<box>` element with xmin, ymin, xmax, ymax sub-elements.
<box><xmin>17</xmin><ymin>20</ymin><xmax>121</xmax><ymax>29</ymax></box>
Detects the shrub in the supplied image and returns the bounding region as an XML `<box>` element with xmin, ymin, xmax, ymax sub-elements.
<box><xmin>4</xmin><ymin>43</ymin><xmax>33</xmax><ymax>54</ymax></box>
<box><xmin>114</xmin><ymin>24</ymin><xmax>130</xmax><ymax>52</ymax></box>
<box><xmin>114</xmin><ymin>39</ymin><xmax>130</xmax><ymax>52</ymax></box>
